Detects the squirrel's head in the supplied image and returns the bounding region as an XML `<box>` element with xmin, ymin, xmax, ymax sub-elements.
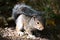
<box><xmin>30</xmin><ymin>16</ymin><xmax>44</xmax><ymax>31</ymax></box>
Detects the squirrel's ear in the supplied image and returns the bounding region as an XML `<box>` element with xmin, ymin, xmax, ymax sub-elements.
<box><xmin>33</xmin><ymin>16</ymin><xmax>35</xmax><ymax>20</ymax></box>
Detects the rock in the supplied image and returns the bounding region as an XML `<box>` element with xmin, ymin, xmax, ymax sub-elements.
<box><xmin>0</xmin><ymin>27</ymin><xmax>49</xmax><ymax>40</ymax></box>
<box><xmin>0</xmin><ymin>16</ymin><xmax>8</xmax><ymax>27</ymax></box>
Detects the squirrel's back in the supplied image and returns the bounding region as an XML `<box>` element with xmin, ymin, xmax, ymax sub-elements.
<box><xmin>12</xmin><ymin>3</ymin><xmax>44</xmax><ymax>20</ymax></box>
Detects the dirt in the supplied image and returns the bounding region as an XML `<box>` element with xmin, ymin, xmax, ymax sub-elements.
<box><xmin>0</xmin><ymin>27</ymin><xmax>49</xmax><ymax>40</ymax></box>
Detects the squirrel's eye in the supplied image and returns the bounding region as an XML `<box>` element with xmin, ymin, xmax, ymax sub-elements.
<box><xmin>37</xmin><ymin>22</ymin><xmax>39</xmax><ymax>24</ymax></box>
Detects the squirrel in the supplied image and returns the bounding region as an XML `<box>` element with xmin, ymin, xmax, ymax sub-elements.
<box><xmin>16</xmin><ymin>14</ymin><xmax>44</xmax><ymax>38</ymax></box>
<box><xmin>12</xmin><ymin>3</ymin><xmax>44</xmax><ymax>39</ymax></box>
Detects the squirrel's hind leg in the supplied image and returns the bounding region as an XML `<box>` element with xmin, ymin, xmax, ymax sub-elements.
<box><xmin>25</xmin><ymin>28</ymin><xmax>36</xmax><ymax>39</ymax></box>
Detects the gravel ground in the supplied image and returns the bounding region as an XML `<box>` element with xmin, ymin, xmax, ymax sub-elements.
<box><xmin>0</xmin><ymin>27</ymin><xmax>49</xmax><ymax>40</ymax></box>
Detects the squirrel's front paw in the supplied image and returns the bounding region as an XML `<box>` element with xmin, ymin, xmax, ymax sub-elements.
<box><xmin>17</xmin><ymin>31</ymin><xmax>24</xmax><ymax>36</ymax></box>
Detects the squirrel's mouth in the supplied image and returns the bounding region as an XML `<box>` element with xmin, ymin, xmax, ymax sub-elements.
<box><xmin>36</xmin><ymin>26</ymin><xmax>44</xmax><ymax>31</ymax></box>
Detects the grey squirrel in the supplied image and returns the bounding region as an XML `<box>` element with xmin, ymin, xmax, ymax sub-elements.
<box><xmin>16</xmin><ymin>14</ymin><xmax>44</xmax><ymax>39</ymax></box>
<box><xmin>12</xmin><ymin>3</ymin><xmax>44</xmax><ymax>39</ymax></box>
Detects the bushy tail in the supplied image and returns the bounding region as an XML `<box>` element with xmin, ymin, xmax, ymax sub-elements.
<box><xmin>12</xmin><ymin>3</ymin><xmax>31</xmax><ymax>20</ymax></box>
<box><xmin>12</xmin><ymin>3</ymin><xmax>44</xmax><ymax>20</ymax></box>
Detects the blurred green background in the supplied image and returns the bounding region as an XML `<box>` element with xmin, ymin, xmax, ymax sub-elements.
<box><xmin>0</xmin><ymin>0</ymin><xmax>60</xmax><ymax>40</ymax></box>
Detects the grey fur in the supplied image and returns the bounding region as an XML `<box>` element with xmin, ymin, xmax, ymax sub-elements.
<box><xmin>12</xmin><ymin>3</ymin><xmax>44</xmax><ymax>20</ymax></box>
